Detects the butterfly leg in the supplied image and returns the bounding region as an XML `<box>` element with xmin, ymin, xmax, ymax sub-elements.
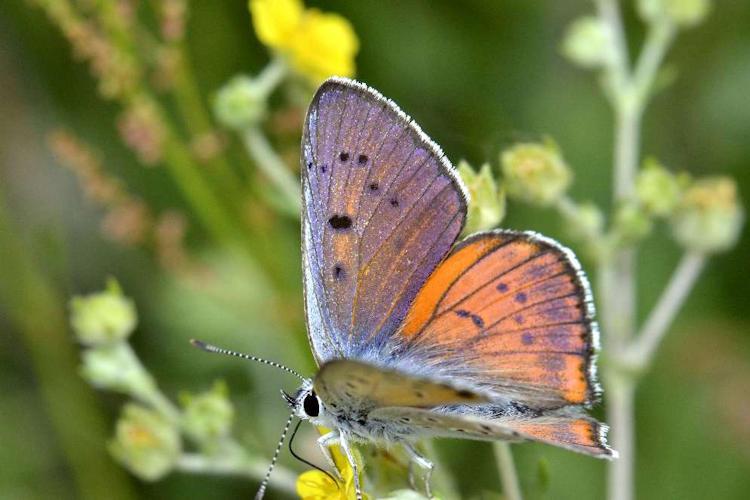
<box><xmin>403</xmin><ymin>442</ymin><xmax>434</xmax><ymax>499</ymax></box>
<box><xmin>338</xmin><ymin>433</ymin><xmax>363</xmax><ymax>500</ymax></box>
<box><xmin>317</xmin><ymin>430</ymin><xmax>343</xmax><ymax>480</ymax></box>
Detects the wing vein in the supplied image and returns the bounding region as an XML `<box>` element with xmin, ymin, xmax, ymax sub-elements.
<box><xmin>364</xmin><ymin>200</ymin><xmax>461</xmax><ymax>344</ymax></box>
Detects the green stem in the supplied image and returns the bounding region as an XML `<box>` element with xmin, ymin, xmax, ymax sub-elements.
<box><xmin>597</xmin><ymin>5</ymin><xmax>674</xmax><ymax>500</ymax></box>
<box><xmin>594</xmin><ymin>4</ymin><xmax>681</xmax><ymax>500</ymax></box>
<box><xmin>254</xmin><ymin>58</ymin><xmax>288</xmax><ymax>97</ymax></box>
<box><xmin>159</xmin><ymin>126</ymin><xmax>243</xmax><ymax>243</ymax></box>
<box><xmin>171</xmin><ymin>44</ymin><xmax>245</xmax><ymax>199</ymax></box>
<box><xmin>595</xmin><ymin>0</ymin><xmax>630</xmax><ymax>95</ymax></box>
<box><xmin>119</xmin><ymin>343</ymin><xmax>182</xmax><ymax>423</ymax></box>
<box><xmin>605</xmin><ymin>375</ymin><xmax>635</xmax><ymax>500</ymax></box>
<box><xmin>242</xmin><ymin>126</ymin><xmax>302</xmax><ymax>217</ymax></box>
<box><xmin>175</xmin><ymin>453</ymin><xmax>297</xmax><ymax>496</ymax></box>
<box><xmin>624</xmin><ymin>252</ymin><xmax>706</xmax><ymax>369</ymax></box>
<box><xmin>493</xmin><ymin>442</ymin><xmax>523</xmax><ymax>500</ymax></box>
<box><xmin>632</xmin><ymin>22</ymin><xmax>677</xmax><ymax>102</ymax></box>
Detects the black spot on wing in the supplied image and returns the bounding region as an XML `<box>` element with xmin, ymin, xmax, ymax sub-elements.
<box><xmin>471</xmin><ymin>314</ymin><xmax>484</xmax><ymax>328</ymax></box>
<box><xmin>358</xmin><ymin>154</ymin><xmax>368</xmax><ymax>165</ymax></box>
<box><xmin>329</xmin><ymin>214</ymin><xmax>352</xmax><ymax>229</ymax></box>
<box><xmin>455</xmin><ymin>309</ymin><xmax>484</xmax><ymax>329</ymax></box>
<box><xmin>339</xmin><ymin>152</ymin><xmax>349</xmax><ymax>162</ymax></box>
<box><xmin>334</xmin><ymin>265</ymin><xmax>344</xmax><ymax>280</ymax></box>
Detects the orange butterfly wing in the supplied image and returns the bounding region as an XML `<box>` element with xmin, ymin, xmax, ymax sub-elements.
<box><xmin>395</xmin><ymin>230</ymin><xmax>599</xmax><ymax>409</ymax></box>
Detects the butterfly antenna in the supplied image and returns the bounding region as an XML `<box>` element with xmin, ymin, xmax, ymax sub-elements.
<box><xmin>255</xmin><ymin>411</ymin><xmax>296</xmax><ymax>500</ymax></box>
<box><xmin>190</xmin><ymin>339</ymin><xmax>305</xmax><ymax>381</ymax></box>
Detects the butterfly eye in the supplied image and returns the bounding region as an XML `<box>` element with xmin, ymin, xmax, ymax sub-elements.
<box><xmin>303</xmin><ymin>392</ymin><xmax>319</xmax><ymax>417</ymax></box>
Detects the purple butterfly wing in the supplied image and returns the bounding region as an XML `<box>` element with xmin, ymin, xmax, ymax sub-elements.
<box><xmin>301</xmin><ymin>77</ymin><xmax>467</xmax><ymax>364</ymax></box>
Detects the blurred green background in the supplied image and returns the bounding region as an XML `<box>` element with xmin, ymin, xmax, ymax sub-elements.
<box><xmin>1</xmin><ymin>1</ymin><xmax>748</xmax><ymax>499</ymax></box>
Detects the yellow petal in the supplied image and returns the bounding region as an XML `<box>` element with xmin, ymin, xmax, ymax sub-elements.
<box><xmin>296</xmin><ymin>470</ymin><xmax>345</xmax><ymax>500</ymax></box>
<box><xmin>249</xmin><ymin>0</ymin><xmax>303</xmax><ymax>49</ymax></box>
<box><xmin>289</xmin><ymin>9</ymin><xmax>359</xmax><ymax>84</ymax></box>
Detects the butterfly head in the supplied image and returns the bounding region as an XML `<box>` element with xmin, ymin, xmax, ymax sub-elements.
<box><xmin>284</xmin><ymin>381</ymin><xmax>330</xmax><ymax>425</ymax></box>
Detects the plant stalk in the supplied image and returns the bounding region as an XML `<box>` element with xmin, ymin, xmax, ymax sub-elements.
<box><xmin>176</xmin><ymin>453</ymin><xmax>298</xmax><ymax>496</ymax></box>
<box><xmin>494</xmin><ymin>442</ymin><xmax>523</xmax><ymax>500</ymax></box>
<box><xmin>594</xmin><ymin>4</ymin><xmax>680</xmax><ymax>500</ymax></box>
<box><xmin>606</xmin><ymin>375</ymin><xmax>635</xmax><ymax>500</ymax></box>
<box><xmin>242</xmin><ymin>126</ymin><xmax>302</xmax><ymax>217</ymax></box>
<box><xmin>625</xmin><ymin>252</ymin><xmax>706</xmax><ymax>368</ymax></box>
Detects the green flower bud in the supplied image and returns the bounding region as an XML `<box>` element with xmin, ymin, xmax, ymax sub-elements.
<box><xmin>501</xmin><ymin>139</ymin><xmax>572</xmax><ymax>206</ymax></box>
<box><xmin>637</xmin><ymin>0</ymin><xmax>711</xmax><ymax>28</ymax></box>
<box><xmin>561</xmin><ymin>16</ymin><xmax>615</xmax><ymax>69</ymax></box>
<box><xmin>109</xmin><ymin>403</ymin><xmax>181</xmax><ymax>481</ymax></box>
<box><xmin>563</xmin><ymin>201</ymin><xmax>605</xmax><ymax>242</ymax></box>
<box><xmin>671</xmin><ymin>176</ymin><xmax>744</xmax><ymax>253</ymax></box>
<box><xmin>179</xmin><ymin>381</ymin><xmax>234</xmax><ymax>443</ymax></box>
<box><xmin>69</xmin><ymin>278</ymin><xmax>137</xmax><ymax>346</ymax></box>
<box><xmin>458</xmin><ymin>160</ymin><xmax>505</xmax><ymax>235</ymax></box>
<box><xmin>213</xmin><ymin>75</ymin><xmax>268</xmax><ymax>129</ymax></box>
<box><xmin>635</xmin><ymin>158</ymin><xmax>686</xmax><ymax>216</ymax></box>
<box><xmin>80</xmin><ymin>343</ymin><xmax>155</xmax><ymax>395</ymax></box>
<box><xmin>614</xmin><ymin>202</ymin><xmax>653</xmax><ymax>244</ymax></box>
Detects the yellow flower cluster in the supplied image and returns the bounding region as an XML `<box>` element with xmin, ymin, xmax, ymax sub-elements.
<box><xmin>249</xmin><ymin>0</ymin><xmax>359</xmax><ymax>84</ymax></box>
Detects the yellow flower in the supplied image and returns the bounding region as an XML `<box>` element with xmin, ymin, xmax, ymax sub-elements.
<box><xmin>289</xmin><ymin>9</ymin><xmax>359</xmax><ymax>83</ymax></box>
<box><xmin>296</xmin><ymin>428</ymin><xmax>367</xmax><ymax>499</ymax></box>
<box><xmin>249</xmin><ymin>0</ymin><xmax>303</xmax><ymax>49</ymax></box>
<box><xmin>296</xmin><ymin>469</ymin><xmax>349</xmax><ymax>500</ymax></box>
<box><xmin>249</xmin><ymin>0</ymin><xmax>359</xmax><ymax>84</ymax></box>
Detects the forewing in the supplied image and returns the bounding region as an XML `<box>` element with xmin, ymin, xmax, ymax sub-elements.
<box><xmin>312</xmin><ymin>359</ymin><xmax>488</xmax><ymax>412</ymax></box>
<box><xmin>392</xmin><ymin>230</ymin><xmax>600</xmax><ymax>409</ymax></box>
<box><xmin>368</xmin><ymin>407</ymin><xmax>615</xmax><ymax>458</ymax></box>
<box><xmin>301</xmin><ymin>77</ymin><xmax>467</xmax><ymax>364</ymax></box>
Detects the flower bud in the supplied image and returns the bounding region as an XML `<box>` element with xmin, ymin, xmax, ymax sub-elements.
<box><xmin>457</xmin><ymin>160</ymin><xmax>505</xmax><ymax>235</ymax></box>
<box><xmin>69</xmin><ymin>278</ymin><xmax>137</xmax><ymax>346</ymax></box>
<box><xmin>671</xmin><ymin>176</ymin><xmax>743</xmax><ymax>253</ymax></box>
<box><xmin>635</xmin><ymin>158</ymin><xmax>686</xmax><ymax>216</ymax></box>
<box><xmin>501</xmin><ymin>139</ymin><xmax>572</xmax><ymax>206</ymax></box>
<box><xmin>563</xmin><ymin>201</ymin><xmax>605</xmax><ymax>242</ymax></box>
<box><xmin>637</xmin><ymin>0</ymin><xmax>711</xmax><ymax>28</ymax></box>
<box><xmin>614</xmin><ymin>202</ymin><xmax>653</xmax><ymax>244</ymax></box>
<box><xmin>109</xmin><ymin>403</ymin><xmax>181</xmax><ymax>481</ymax></box>
<box><xmin>80</xmin><ymin>343</ymin><xmax>155</xmax><ymax>395</ymax></box>
<box><xmin>179</xmin><ymin>381</ymin><xmax>234</xmax><ymax>443</ymax></box>
<box><xmin>213</xmin><ymin>75</ymin><xmax>268</xmax><ymax>130</ymax></box>
<box><xmin>561</xmin><ymin>16</ymin><xmax>615</xmax><ymax>69</ymax></box>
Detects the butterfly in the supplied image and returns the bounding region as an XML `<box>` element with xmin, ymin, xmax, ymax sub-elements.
<box><xmin>193</xmin><ymin>77</ymin><xmax>615</xmax><ymax>500</ymax></box>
